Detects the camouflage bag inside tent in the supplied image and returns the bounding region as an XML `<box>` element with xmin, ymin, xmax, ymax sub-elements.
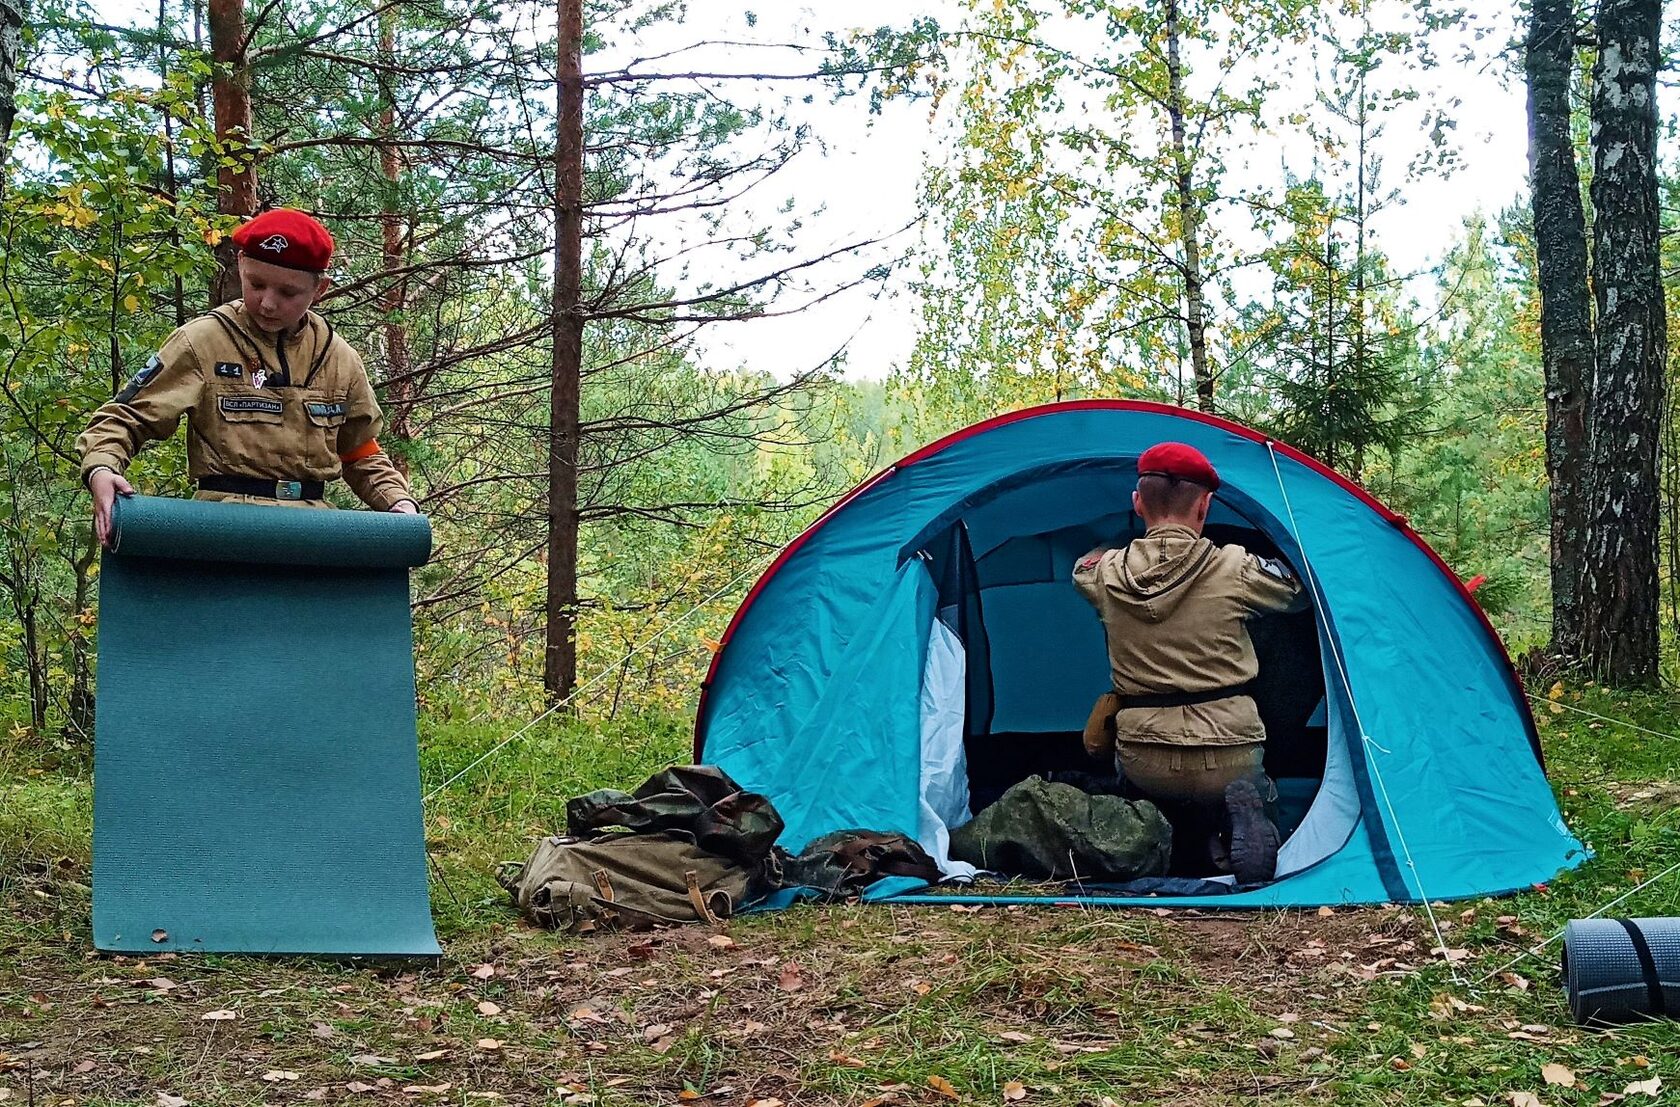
<box><xmin>949</xmin><ymin>775</ymin><xmax>1172</xmax><ymax>881</ymax></box>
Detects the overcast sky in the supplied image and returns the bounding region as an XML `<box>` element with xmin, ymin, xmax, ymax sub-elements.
<box><xmin>644</xmin><ymin>0</ymin><xmax>1534</xmax><ymax>382</ymax></box>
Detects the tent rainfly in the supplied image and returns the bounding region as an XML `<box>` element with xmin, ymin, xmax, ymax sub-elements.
<box><xmin>695</xmin><ymin>401</ymin><xmax>1587</xmax><ymax>907</ymax></box>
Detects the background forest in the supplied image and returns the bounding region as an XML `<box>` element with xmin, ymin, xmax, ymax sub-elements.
<box><xmin>0</xmin><ymin>0</ymin><xmax>1672</xmax><ymax>752</ymax></box>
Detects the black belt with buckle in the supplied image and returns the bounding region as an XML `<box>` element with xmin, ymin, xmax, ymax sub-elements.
<box><xmin>198</xmin><ymin>475</ymin><xmax>325</xmax><ymax>501</ymax></box>
<box><xmin>1117</xmin><ymin>681</ymin><xmax>1257</xmax><ymax>710</ymax></box>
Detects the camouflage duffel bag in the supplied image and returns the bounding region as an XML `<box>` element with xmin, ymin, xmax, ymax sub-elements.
<box><xmin>497</xmin><ymin>830</ymin><xmax>770</xmax><ymax>932</ymax></box>
<box><xmin>566</xmin><ymin>765</ymin><xmax>783</xmax><ymax>865</ymax></box>
<box><xmin>949</xmin><ymin>775</ymin><xmax>1172</xmax><ymax>881</ymax></box>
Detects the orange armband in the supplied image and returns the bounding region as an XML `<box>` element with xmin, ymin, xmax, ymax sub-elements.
<box><xmin>339</xmin><ymin>438</ymin><xmax>382</xmax><ymax>463</ymax></box>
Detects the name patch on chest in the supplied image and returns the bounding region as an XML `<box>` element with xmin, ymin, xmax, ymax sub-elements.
<box><xmin>305</xmin><ymin>401</ymin><xmax>347</xmax><ymax>419</ymax></box>
<box><xmin>219</xmin><ymin>395</ymin><xmax>284</xmax><ymax>416</ymax></box>
<box><xmin>214</xmin><ymin>362</ymin><xmax>244</xmax><ymax>378</ymax></box>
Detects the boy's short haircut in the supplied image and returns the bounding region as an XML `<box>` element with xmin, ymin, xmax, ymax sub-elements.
<box><xmin>1136</xmin><ymin>472</ymin><xmax>1210</xmax><ymax>517</ymax></box>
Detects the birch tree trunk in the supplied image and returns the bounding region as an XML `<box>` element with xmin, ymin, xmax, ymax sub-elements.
<box><xmin>1578</xmin><ymin>0</ymin><xmax>1665</xmax><ymax>683</ymax></box>
<box><xmin>0</xmin><ymin>0</ymin><xmax>20</xmax><ymax>163</ymax></box>
<box><xmin>1525</xmin><ymin>0</ymin><xmax>1594</xmax><ymax>661</ymax></box>
<box><xmin>544</xmin><ymin>0</ymin><xmax>585</xmax><ymax>705</ymax></box>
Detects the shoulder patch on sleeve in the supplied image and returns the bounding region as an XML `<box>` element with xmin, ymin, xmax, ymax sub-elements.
<box><xmin>1257</xmin><ymin>556</ymin><xmax>1296</xmax><ymax>582</ymax></box>
<box><xmin>114</xmin><ymin>355</ymin><xmax>164</xmax><ymax>404</ymax></box>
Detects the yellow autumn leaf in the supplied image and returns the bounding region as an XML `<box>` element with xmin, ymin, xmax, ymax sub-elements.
<box><xmin>928</xmin><ymin>1075</ymin><xmax>959</xmax><ymax>1100</ymax></box>
<box><xmin>123</xmin><ymin>294</ymin><xmax>139</xmax><ymax>312</ymax></box>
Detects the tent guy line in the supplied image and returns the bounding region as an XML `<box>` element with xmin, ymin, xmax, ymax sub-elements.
<box><xmin>422</xmin><ymin>554</ymin><xmax>775</xmax><ymax>804</ymax></box>
<box><xmin>1266</xmin><ymin>441</ymin><xmax>1461</xmax><ymax>984</ymax></box>
<box><xmin>1475</xmin><ymin>857</ymin><xmax>1680</xmax><ymax>987</ymax></box>
<box><xmin>1530</xmin><ymin>694</ymin><xmax>1680</xmax><ymax>745</ymax></box>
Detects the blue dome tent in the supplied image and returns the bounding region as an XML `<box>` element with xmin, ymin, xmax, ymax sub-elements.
<box><xmin>696</xmin><ymin>401</ymin><xmax>1586</xmax><ymax>906</ymax></box>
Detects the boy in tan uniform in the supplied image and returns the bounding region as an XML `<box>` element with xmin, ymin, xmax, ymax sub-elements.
<box><xmin>78</xmin><ymin>209</ymin><xmax>417</xmax><ymax>546</ymax></box>
<box><xmin>1073</xmin><ymin>442</ymin><xmax>1306</xmax><ymax>883</ymax></box>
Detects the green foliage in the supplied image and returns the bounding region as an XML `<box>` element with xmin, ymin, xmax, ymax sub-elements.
<box><xmin>0</xmin><ymin>72</ymin><xmax>223</xmax><ymax>738</ymax></box>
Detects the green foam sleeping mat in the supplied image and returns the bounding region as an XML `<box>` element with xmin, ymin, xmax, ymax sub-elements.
<box><xmin>92</xmin><ymin>495</ymin><xmax>440</xmax><ymax>956</ymax></box>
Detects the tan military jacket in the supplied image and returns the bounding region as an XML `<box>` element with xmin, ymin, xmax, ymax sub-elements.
<box><xmin>1073</xmin><ymin>524</ymin><xmax>1307</xmax><ymax>747</ymax></box>
<box><xmin>76</xmin><ymin>301</ymin><xmax>413</xmax><ymax>511</ymax></box>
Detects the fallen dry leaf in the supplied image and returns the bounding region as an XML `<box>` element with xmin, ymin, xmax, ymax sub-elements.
<box><xmin>470</xmin><ymin>964</ymin><xmax>495</xmax><ymax>980</ymax></box>
<box><xmin>72</xmin><ymin>1060</ymin><xmax>96</xmax><ymax>1074</ymax></box>
<box><xmin>1507</xmin><ymin>1093</ymin><xmax>1542</xmax><ymax>1107</ymax></box>
<box><xmin>199</xmin><ymin>1009</ymin><xmax>236</xmax><ymax>1021</ymax></box>
<box><xmin>777</xmin><ymin>964</ymin><xmax>805</xmax><ymax>993</ymax></box>
<box><xmin>829</xmin><ymin>1050</ymin><xmax>866</xmax><ymax>1068</ymax></box>
<box><xmin>1003</xmin><ymin>1080</ymin><xmax>1028</xmax><ymax>1101</ymax></box>
<box><xmin>261</xmin><ymin>1071</ymin><xmax>300</xmax><ymax>1083</ymax></box>
<box><xmin>144</xmin><ymin>978</ymin><xmax>177</xmax><ymax>992</ymax></box>
<box><xmin>477</xmin><ymin>1000</ymin><xmax>502</xmax><ymax>1017</ymax></box>
<box><xmin>1269</xmin><ymin>1028</ymin><xmax>1295</xmax><ymax>1040</ymax></box>
<box><xmin>1542</xmin><ymin>1064</ymin><xmax>1577</xmax><ymax>1088</ymax></box>
<box><xmin>1317</xmin><ymin>906</ymin><xmax>1335</xmax><ymax>917</ymax></box>
<box><xmin>707</xmin><ymin>934</ymin><xmax>737</xmax><ymax>949</ymax></box>
<box><xmin>403</xmin><ymin>1084</ymin><xmax>453</xmax><ymax>1096</ymax></box>
<box><xmin>414</xmin><ymin>1049</ymin><xmax>449</xmax><ymax>1062</ymax></box>
<box><xmin>350</xmin><ymin>1053</ymin><xmax>397</xmax><ymax>1066</ymax></box>
<box><xmin>999</xmin><ymin>1031</ymin><xmax>1034</xmax><ymax>1044</ymax></box>
<box><xmin>303</xmin><ymin>1091</ymin><xmax>327</xmax><ymax>1102</ymax></box>
<box><xmin>346</xmin><ymin>1082</ymin><xmax>378</xmax><ymax>1094</ymax></box>
<box><xmin>155</xmin><ymin>1095</ymin><xmax>187</xmax><ymax>1107</ymax></box>
<box><xmin>1501</xmin><ymin>973</ymin><xmax>1532</xmax><ymax>992</ymax></box>
<box><xmin>745</xmin><ymin>1100</ymin><xmax>783</xmax><ymax>1107</ymax></box>
<box><xmin>928</xmin><ymin>1075</ymin><xmax>959</xmax><ymax>1100</ymax></box>
<box><xmin>1624</xmin><ymin>1078</ymin><xmax>1662</xmax><ymax>1097</ymax></box>
<box><xmin>475</xmin><ymin>1039</ymin><xmax>503</xmax><ymax>1052</ymax></box>
<box><xmin>642</xmin><ymin>1023</ymin><xmax>675</xmax><ymax>1043</ymax></box>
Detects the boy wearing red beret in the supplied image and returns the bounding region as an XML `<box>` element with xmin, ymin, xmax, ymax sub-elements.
<box><xmin>78</xmin><ymin>209</ymin><xmax>418</xmax><ymax>545</ymax></box>
<box><xmin>1072</xmin><ymin>441</ymin><xmax>1306</xmax><ymax>883</ymax></box>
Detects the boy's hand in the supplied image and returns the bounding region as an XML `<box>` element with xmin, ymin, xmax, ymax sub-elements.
<box><xmin>89</xmin><ymin>467</ymin><xmax>135</xmax><ymax>548</ymax></box>
<box><xmin>389</xmin><ymin>499</ymin><xmax>419</xmax><ymax>514</ymax></box>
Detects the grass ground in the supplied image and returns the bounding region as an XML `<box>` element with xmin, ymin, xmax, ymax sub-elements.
<box><xmin>3</xmin><ymin>685</ymin><xmax>1680</xmax><ymax>1106</ymax></box>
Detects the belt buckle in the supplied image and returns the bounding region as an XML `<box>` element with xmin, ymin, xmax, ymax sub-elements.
<box><xmin>276</xmin><ymin>480</ymin><xmax>303</xmax><ymax>501</ymax></box>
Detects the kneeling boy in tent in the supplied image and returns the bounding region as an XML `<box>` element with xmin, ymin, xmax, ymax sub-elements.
<box><xmin>1073</xmin><ymin>442</ymin><xmax>1307</xmax><ymax>884</ymax></box>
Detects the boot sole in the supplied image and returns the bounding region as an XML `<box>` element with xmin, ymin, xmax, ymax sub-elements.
<box><xmin>1225</xmin><ymin>779</ymin><xmax>1279</xmax><ymax>885</ymax></box>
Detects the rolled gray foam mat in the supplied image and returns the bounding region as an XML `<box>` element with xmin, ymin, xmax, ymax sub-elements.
<box><xmin>1562</xmin><ymin>917</ymin><xmax>1680</xmax><ymax>1024</ymax></box>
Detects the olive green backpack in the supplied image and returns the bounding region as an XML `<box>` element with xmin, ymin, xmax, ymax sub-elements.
<box><xmin>498</xmin><ymin>766</ymin><xmax>783</xmax><ymax>931</ymax></box>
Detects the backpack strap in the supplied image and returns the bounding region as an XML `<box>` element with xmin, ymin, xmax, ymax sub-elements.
<box><xmin>684</xmin><ymin>870</ymin><xmax>729</xmax><ymax>926</ymax></box>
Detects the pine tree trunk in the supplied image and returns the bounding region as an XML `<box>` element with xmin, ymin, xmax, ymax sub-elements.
<box><xmin>1525</xmin><ymin>0</ymin><xmax>1594</xmax><ymax>662</ymax></box>
<box><xmin>378</xmin><ymin>11</ymin><xmax>414</xmax><ymax>473</ymax></box>
<box><xmin>1578</xmin><ymin>0</ymin><xmax>1666</xmax><ymax>684</ymax></box>
<box><xmin>1163</xmin><ymin>0</ymin><xmax>1214</xmax><ymax>414</ymax></box>
<box><xmin>543</xmin><ymin>0</ymin><xmax>585</xmax><ymax>705</ymax></box>
<box><xmin>208</xmin><ymin>0</ymin><xmax>257</xmax><ymax>306</ymax></box>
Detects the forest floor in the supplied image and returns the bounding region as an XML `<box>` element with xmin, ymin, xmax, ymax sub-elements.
<box><xmin>3</xmin><ymin>687</ymin><xmax>1680</xmax><ymax>1106</ymax></box>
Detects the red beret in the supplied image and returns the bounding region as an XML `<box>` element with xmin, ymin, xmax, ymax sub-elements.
<box><xmin>1137</xmin><ymin>441</ymin><xmax>1220</xmax><ymax>492</ymax></box>
<box><xmin>231</xmin><ymin>209</ymin><xmax>334</xmax><ymax>273</ymax></box>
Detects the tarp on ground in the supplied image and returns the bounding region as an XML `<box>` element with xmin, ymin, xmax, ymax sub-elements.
<box><xmin>92</xmin><ymin>495</ymin><xmax>439</xmax><ymax>956</ymax></box>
